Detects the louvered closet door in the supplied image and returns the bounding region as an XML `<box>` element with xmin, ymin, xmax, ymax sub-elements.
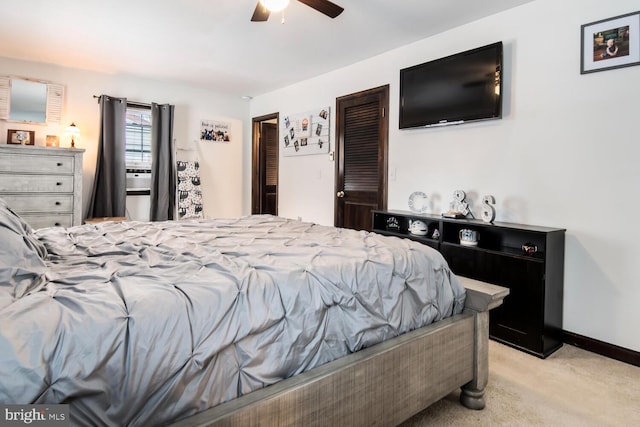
<box><xmin>335</xmin><ymin>85</ymin><xmax>389</xmax><ymax>231</ymax></box>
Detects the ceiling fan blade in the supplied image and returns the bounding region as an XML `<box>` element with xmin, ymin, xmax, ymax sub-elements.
<box><xmin>297</xmin><ymin>0</ymin><xmax>344</xmax><ymax>18</ymax></box>
<box><xmin>251</xmin><ymin>1</ymin><xmax>271</xmax><ymax>21</ymax></box>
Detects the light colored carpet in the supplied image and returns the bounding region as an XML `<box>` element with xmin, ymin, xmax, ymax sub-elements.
<box><xmin>400</xmin><ymin>340</ymin><xmax>640</xmax><ymax>426</ymax></box>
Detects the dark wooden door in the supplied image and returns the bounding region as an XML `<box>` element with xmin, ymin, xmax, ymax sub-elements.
<box><xmin>261</xmin><ymin>122</ymin><xmax>278</xmax><ymax>214</ymax></box>
<box><xmin>335</xmin><ymin>85</ymin><xmax>389</xmax><ymax>231</ymax></box>
<box><xmin>252</xmin><ymin>113</ymin><xmax>279</xmax><ymax>215</ymax></box>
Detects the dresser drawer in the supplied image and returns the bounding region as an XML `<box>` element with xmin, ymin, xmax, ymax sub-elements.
<box><xmin>20</xmin><ymin>214</ymin><xmax>73</xmax><ymax>229</ymax></box>
<box><xmin>0</xmin><ymin>154</ymin><xmax>74</xmax><ymax>174</ymax></box>
<box><xmin>0</xmin><ymin>174</ymin><xmax>74</xmax><ymax>193</ymax></box>
<box><xmin>1</xmin><ymin>194</ymin><xmax>73</xmax><ymax>213</ymax></box>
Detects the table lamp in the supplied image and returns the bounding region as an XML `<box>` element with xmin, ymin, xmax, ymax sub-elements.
<box><xmin>66</xmin><ymin>122</ymin><xmax>80</xmax><ymax>148</ymax></box>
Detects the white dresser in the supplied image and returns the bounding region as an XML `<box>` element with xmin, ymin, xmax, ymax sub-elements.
<box><xmin>0</xmin><ymin>145</ymin><xmax>84</xmax><ymax>229</ymax></box>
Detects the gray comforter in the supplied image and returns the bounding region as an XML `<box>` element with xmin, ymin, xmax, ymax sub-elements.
<box><xmin>0</xmin><ymin>215</ymin><xmax>465</xmax><ymax>426</ymax></box>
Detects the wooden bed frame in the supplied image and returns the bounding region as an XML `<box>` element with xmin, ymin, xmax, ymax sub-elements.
<box><xmin>169</xmin><ymin>277</ymin><xmax>508</xmax><ymax>427</ymax></box>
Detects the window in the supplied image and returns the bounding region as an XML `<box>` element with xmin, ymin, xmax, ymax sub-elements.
<box><xmin>125</xmin><ymin>105</ymin><xmax>152</xmax><ymax>170</ymax></box>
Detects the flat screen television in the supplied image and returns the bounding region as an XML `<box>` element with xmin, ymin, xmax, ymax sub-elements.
<box><xmin>399</xmin><ymin>41</ymin><xmax>503</xmax><ymax>129</ymax></box>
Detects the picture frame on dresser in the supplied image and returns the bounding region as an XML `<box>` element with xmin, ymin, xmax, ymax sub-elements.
<box><xmin>7</xmin><ymin>129</ymin><xmax>35</xmax><ymax>145</ymax></box>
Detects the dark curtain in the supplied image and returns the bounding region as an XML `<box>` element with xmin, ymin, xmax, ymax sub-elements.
<box><xmin>87</xmin><ymin>95</ymin><xmax>127</xmax><ymax>218</ymax></box>
<box><xmin>150</xmin><ymin>103</ymin><xmax>176</xmax><ymax>221</ymax></box>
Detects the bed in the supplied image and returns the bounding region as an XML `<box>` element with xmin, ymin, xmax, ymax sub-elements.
<box><xmin>0</xmin><ymin>198</ymin><xmax>507</xmax><ymax>426</ymax></box>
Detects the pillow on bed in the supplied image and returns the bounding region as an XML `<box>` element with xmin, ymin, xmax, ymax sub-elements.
<box><xmin>0</xmin><ymin>198</ymin><xmax>47</xmax><ymax>259</ymax></box>
<box><xmin>0</xmin><ymin>199</ymin><xmax>48</xmax><ymax>308</ymax></box>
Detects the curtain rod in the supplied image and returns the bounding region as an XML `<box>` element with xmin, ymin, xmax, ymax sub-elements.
<box><xmin>92</xmin><ymin>95</ymin><xmax>150</xmax><ymax>108</ymax></box>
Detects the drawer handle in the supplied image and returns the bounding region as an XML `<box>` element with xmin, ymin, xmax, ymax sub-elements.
<box><xmin>57</xmin><ymin>162</ymin><xmax>63</xmax><ymax>167</ymax></box>
<box><xmin>54</xmin><ymin>222</ymin><xmax>61</xmax><ymax>226</ymax></box>
<box><xmin>56</xmin><ymin>182</ymin><xmax>62</xmax><ymax>186</ymax></box>
<box><xmin>55</xmin><ymin>201</ymin><xmax>61</xmax><ymax>206</ymax></box>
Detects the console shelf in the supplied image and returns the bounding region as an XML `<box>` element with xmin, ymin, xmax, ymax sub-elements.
<box><xmin>372</xmin><ymin>209</ymin><xmax>566</xmax><ymax>358</ymax></box>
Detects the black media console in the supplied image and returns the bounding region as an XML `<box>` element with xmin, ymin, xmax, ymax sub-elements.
<box><xmin>372</xmin><ymin>210</ymin><xmax>566</xmax><ymax>358</ymax></box>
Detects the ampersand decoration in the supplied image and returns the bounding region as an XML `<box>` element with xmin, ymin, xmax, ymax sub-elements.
<box><xmin>450</xmin><ymin>190</ymin><xmax>470</xmax><ymax>216</ymax></box>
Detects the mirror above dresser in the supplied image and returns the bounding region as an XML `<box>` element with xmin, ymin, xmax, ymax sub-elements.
<box><xmin>0</xmin><ymin>76</ymin><xmax>64</xmax><ymax>125</ymax></box>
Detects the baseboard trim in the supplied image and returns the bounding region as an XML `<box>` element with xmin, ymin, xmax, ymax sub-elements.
<box><xmin>562</xmin><ymin>330</ymin><xmax>640</xmax><ymax>367</ymax></box>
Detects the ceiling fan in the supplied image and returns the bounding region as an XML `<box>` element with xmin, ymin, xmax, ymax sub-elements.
<box><xmin>251</xmin><ymin>0</ymin><xmax>344</xmax><ymax>22</ymax></box>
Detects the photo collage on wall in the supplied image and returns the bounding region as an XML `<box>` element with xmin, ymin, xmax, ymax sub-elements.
<box><xmin>177</xmin><ymin>160</ymin><xmax>203</xmax><ymax>219</ymax></box>
<box><xmin>281</xmin><ymin>106</ymin><xmax>330</xmax><ymax>156</ymax></box>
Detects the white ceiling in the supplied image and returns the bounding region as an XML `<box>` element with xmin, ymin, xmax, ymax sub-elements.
<box><xmin>1</xmin><ymin>0</ymin><xmax>534</xmax><ymax>97</ymax></box>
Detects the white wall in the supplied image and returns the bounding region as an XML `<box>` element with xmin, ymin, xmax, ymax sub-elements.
<box><xmin>248</xmin><ymin>0</ymin><xmax>640</xmax><ymax>352</ymax></box>
<box><xmin>0</xmin><ymin>57</ymin><xmax>248</xmax><ymax>219</ymax></box>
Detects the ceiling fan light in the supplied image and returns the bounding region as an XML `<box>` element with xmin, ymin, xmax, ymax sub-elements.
<box><xmin>259</xmin><ymin>0</ymin><xmax>290</xmax><ymax>12</ymax></box>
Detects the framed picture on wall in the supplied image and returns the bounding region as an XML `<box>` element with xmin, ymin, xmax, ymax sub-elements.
<box><xmin>581</xmin><ymin>11</ymin><xmax>640</xmax><ymax>74</ymax></box>
<box><xmin>7</xmin><ymin>129</ymin><xmax>35</xmax><ymax>145</ymax></box>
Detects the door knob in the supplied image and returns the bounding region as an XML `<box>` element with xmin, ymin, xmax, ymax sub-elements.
<box><xmin>336</xmin><ymin>191</ymin><xmax>345</xmax><ymax>198</ymax></box>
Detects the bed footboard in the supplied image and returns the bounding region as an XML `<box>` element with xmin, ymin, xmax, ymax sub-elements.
<box><xmin>457</xmin><ymin>276</ymin><xmax>510</xmax><ymax>410</ymax></box>
<box><xmin>169</xmin><ymin>277</ymin><xmax>507</xmax><ymax>427</ymax></box>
